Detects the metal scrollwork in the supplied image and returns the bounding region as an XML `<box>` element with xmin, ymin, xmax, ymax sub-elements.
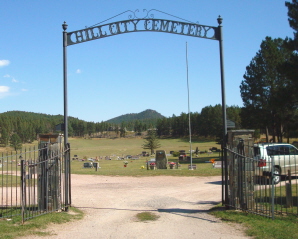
<box><xmin>86</xmin><ymin>9</ymin><xmax>199</xmax><ymax>29</ymax></box>
<box><xmin>127</xmin><ymin>9</ymin><xmax>198</xmax><ymax>24</ymax></box>
<box><xmin>127</xmin><ymin>9</ymin><xmax>155</xmax><ymax>20</ymax></box>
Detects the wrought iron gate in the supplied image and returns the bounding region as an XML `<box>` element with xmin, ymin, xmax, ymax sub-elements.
<box><xmin>0</xmin><ymin>134</ymin><xmax>71</xmax><ymax>222</ymax></box>
<box><xmin>224</xmin><ymin>131</ymin><xmax>298</xmax><ymax>219</ymax></box>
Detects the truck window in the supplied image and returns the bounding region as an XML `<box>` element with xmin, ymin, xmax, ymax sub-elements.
<box><xmin>289</xmin><ymin>145</ymin><xmax>298</xmax><ymax>155</ymax></box>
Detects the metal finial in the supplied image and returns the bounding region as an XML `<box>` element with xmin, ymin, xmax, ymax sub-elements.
<box><xmin>217</xmin><ymin>15</ymin><xmax>223</xmax><ymax>25</ymax></box>
<box><xmin>62</xmin><ymin>21</ymin><xmax>68</xmax><ymax>31</ymax></box>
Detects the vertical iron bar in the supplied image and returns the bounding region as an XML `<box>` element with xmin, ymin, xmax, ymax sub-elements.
<box><xmin>67</xmin><ymin>143</ymin><xmax>72</xmax><ymax>206</ymax></box>
<box><xmin>1</xmin><ymin>152</ymin><xmax>3</xmax><ymax>218</ymax></box>
<box><xmin>5</xmin><ymin>152</ymin><xmax>8</xmax><ymax>216</ymax></box>
<box><xmin>217</xmin><ymin>16</ymin><xmax>228</xmax><ymax>207</ymax></box>
<box><xmin>10</xmin><ymin>151</ymin><xmax>13</xmax><ymax>215</ymax></box>
<box><xmin>221</xmin><ymin>149</ymin><xmax>224</xmax><ymax>204</ymax></box>
<box><xmin>21</xmin><ymin>159</ymin><xmax>25</xmax><ymax>224</ymax></box>
<box><xmin>16</xmin><ymin>153</ymin><xmax>19</xmax><ymax>214</ymax></box>
<box><xmin>33</xmin><ymin>147</ymin><xmax>37</xmax><ymax>217</ymax></box>
<box><xmin>271</xmin><ymin>158</ymin><xmax>275</xmax><ymax>219</ymax></box>
<box><xmin>45</xmin><ymin>144</ymin><xmax>48</xmax><ymax>212</ymax></box>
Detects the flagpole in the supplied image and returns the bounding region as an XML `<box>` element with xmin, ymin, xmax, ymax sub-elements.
<box><xmin>186</xmin><ymin>42</ymin><xmax>193</xmax><ymax>170</ymax></box>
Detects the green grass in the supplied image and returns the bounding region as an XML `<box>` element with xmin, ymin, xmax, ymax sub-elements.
<box><xmin>254</xmin><ymin>182</ymin><xmax>298</xmax><ymax>214</ymax></box>
<box><xmin>0</xmin><ymin>174</ymin><xmax>20</xmax><ymax>187</ymax></box>
<box><xmin>68</xmin><ymin>137</ymin><xmax>220</xmax><ymax>160</ymax></box>
<box><xmin>69</xmin><ymin>137</ymin><xmax>222</xmax><ymax>176</ymax></box>
<box><xmin>0</xmin><ymin>207</ymin><xmax>83</xmax><ymax>239</ymax></box>
<box><xmin>210</xmin><ymin>205</ymin><xmax>298</xmax><ymax>239</ymax></box>
<box><xmin>71</xmin><ymin>156</ymin><xmax>221</xmax><ymax>176</ymax></box>
<box><xmin>135</xmin><ymin>212</ymin><xmax>160</xmax><ymax>222</ymax></box>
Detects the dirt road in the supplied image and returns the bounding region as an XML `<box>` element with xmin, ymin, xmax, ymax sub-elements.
<box><xmin>21</xmin><ymin>175</ymin><xmax>250</xmax><ymax>239</ymax></box>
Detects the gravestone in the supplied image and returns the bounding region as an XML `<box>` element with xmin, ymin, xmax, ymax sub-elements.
<box><xmin>83</xmin><ymin>162</ymin><xmax>93</xmax><ymax>168</ymax></box>
<box><xmin>155</xmin><ymin>150</ymin><xmax>168</xmax><ymax>169</ymax></box>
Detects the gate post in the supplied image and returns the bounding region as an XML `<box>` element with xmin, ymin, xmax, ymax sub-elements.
<box><xmin>62</xmin><ymin>22</ymin><xmax>68</xmax><ymax>146</ymax></box>
<box><xmin>227</xmin><ymin>130</ymin><xmax>255</xmax><ymax>210</ymax></box>
<box><xmin>217</xmin><ymin>16</ymin><xmax>228</xmax><ymax>206</ymax></box>
<box><xmin>62</xmin><ymin>22</ymin><xmax>70</xmax><ymax>210</ymax></box>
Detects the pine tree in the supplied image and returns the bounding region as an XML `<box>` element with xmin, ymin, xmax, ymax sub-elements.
<box><xmin>142</xmin><ymin>130</ymin><xmax>161</xmax><ymax>154</ymax></box>
<box><xmin>0</xmin><ymin>128</ymin><xmax>9</xmax><ymax>146</ymax></box>
<box><xmin>240</xmin><ymin>37</ymin><xmax>292</xmax><ymax>141</ymax></box>
<box><xmin>10</xmin><ymin>133</ymin><xmax>22</xmax><ymax>151</ymax></box>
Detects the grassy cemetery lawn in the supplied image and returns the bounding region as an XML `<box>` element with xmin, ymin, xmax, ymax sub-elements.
<box><xmin>71</xmin><ymin>155</ymin><xmax>222</xmax><ymax>176</ymax></box>
<box><xmin>68</xmin><ymin>137</ymin><xmax>222</xmax><ymax>176</ymax></box>
<box><xmin>0</xmin><ymin>136</ymin><xmax>222</xmax><ymax>177</ymax></box>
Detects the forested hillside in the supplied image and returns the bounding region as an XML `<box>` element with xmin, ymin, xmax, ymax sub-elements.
<box><xmin>106</xmin><ymin>109</ymin><xmax>164</xmax><ymax>124</ymax></box>
<box><xmin>0</xmin><ymin>105</ymin><xmax>243</xmax><ymax>149</ymax></box>
<box><xmin>0</xmin><ymin>110</ymin><xmax>163</xmax><ymax>148</ymax></box>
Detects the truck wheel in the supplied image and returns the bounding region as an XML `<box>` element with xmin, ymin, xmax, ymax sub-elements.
<box><xmin>271</xmin><ymin>167</ymin><xmax>281</xmax><ymax>184</ymax></box>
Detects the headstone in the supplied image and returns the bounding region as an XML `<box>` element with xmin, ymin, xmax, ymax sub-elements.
<box><xmin>155</xmin><ymin>150</ymin><xmax>168</xmax><ymax>169</ymax></box>
<box><xmin>83</xmin><ymin>162</ymin><xmax>93</xmax><ymax>168</ymax></box>
<box><xmin>188</xmin><ymin>165</ymin><xmax>197</xmax><ymax>170</ymax></box>
<box><xmin>93</xmin><ymin>162</ymin><xmax>100</xmax><ymax>169</ymax></box>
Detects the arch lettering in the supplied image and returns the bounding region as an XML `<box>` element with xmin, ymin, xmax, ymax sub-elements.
<box><xmin>66</xmin><ymin>19</ymin><xmax>219</xmax><ymax>46</ymax></box>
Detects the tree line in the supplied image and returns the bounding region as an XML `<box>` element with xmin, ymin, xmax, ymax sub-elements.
<box><xmin>240</xmin><ymin>1</ymin><xmax>298</xmax><ymax>142</ymax></box>
<box><xmin>156</xmin><ymin>105</ymin><xmax>241</xmax><ymax>139</ymax></box>
<box><xmin>0</xmin><ymin>105</ymin><xmax>241</xmax><ymax>149</ymax></box>
<box><xmin>0</xmin><ymin>111</ymin><xmax>157</xmax><ymax>149</ymax></box>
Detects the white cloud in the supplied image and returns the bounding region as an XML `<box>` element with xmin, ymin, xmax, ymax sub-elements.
<box><xmin>0</xmin><ymin>86</ymin><xmax>9</xmax><ymax>93</ymax></box>
<box><xmin>76</xmin><ymin>69</ymin><xmax>82</xmax><ymax>74</ymax></box>
<box><xmin>3</xmin><ymin>74</ymin><xmax>19</xmax><ymax>83</ymax></box>
<box><xmin>0</xmin><ymin>60</ymin><xmax>10</xmax><ymax>67</ymax></box>
<box><xmin>0</xmin><ymin>86</ymin><xmax>10</xmax><ymax>99</ymax></box>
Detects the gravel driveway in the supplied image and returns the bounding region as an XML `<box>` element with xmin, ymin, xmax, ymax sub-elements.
<box><xmin>22</xmin><ymin>175</ymin><xmax>250</xmax><ymax>239</ymax></box>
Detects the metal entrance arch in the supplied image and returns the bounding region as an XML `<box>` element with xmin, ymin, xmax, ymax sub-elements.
<box><xmin>62</xmin><ymin>9</ymin><xmax>228</xmax><ymax>206</ymax></box>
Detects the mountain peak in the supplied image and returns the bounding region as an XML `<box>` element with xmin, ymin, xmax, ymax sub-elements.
<box><xmin>106</xmin><ymin>109</ymin><xmax>164</xmax><ymax>124</ymax></box>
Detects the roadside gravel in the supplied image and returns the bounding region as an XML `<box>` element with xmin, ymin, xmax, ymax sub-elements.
<box><xmin>21</xmin><ymin>175</ymin><xmax>250</xmax><ymax>239</ymax></box>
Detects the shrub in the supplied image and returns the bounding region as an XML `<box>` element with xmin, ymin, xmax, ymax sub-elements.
<box><xmin>172</xmin><ymin>151</ymin><xmax>180</xmax><ymax>157</ymax></box>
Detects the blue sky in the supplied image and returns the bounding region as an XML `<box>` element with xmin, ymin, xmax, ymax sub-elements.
<box><xmin>0</xmin><ymin>0</ymin><xmax>294</xmax><ymax>122</ymax></box>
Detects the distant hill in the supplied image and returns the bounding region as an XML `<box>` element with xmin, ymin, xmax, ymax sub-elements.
<box><xmin>0</xmin><ymin>110</ymin><xmax>165</xmax><ymax>143</ymax></box>
<box><xmin>106</xmin><ymin>109</ymin><xmax>165</xmax><ymax>124</ymax></box>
